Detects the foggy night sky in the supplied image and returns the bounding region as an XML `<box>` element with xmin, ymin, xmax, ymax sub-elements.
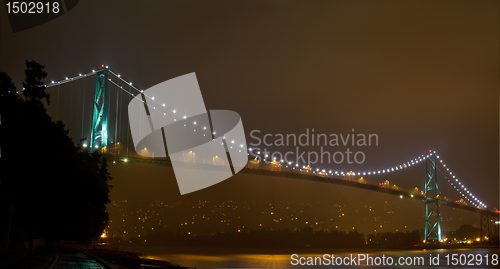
<box><xmin>0</xmin><ymin>0</ymin><xmax>498</xmax><ymax>208</ymax></box>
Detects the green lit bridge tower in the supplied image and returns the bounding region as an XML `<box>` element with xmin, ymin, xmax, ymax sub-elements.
<box><xmin>424</xmin><ymin>151</ymin><xmax>441</xmax><ymax>242</ymax></box>
<box><xmin>89</xmin><ymin>68</ymin><xmax>109</xmax><ymax>151</ymax></box>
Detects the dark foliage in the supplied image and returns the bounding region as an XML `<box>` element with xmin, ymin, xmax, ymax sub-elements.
<box><xmin>22</xmin><ymin>60</ymin><xmax>50</xmax><ymax>104</ymax></box>
<box><xmin>444</xmin><ymin>224</ymin><xmax>481</xmax><ymax>241</ymax></box>
<box><xmin>0</xmin><ymin>61</ymin><xmax>112</xmax><ymax>245</ymax></box>
<box><xmin>366</xmin><ymin>230</ymin><xmax>421</xmax><ymax>248</ymax></box>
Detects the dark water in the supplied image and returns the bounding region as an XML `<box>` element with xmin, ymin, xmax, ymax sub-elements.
<box><xmin>120</xmin><ymin>245</ymin><xmax>500</xmax><ymax>268</ymax></box>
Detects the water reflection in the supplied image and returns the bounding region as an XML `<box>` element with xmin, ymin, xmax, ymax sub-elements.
<box><xmin>122</xmin><ymin>246</ymin><xmax>499</xmax><ymax>269</ymax></box>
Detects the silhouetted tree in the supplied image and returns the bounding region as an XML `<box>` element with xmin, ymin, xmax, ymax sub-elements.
<box><xmin>445</xmin><ymin>224</ymin><xmax>480</xmax><ymax>241</ymax></box>
<box><xmin>22</xmin><ymin>60</ymin><xmax>50</xmax><ymax>104</ymax></box>
<box><xmin>0</xmin><ymin>61</ymin><xmax>112</xmax><ymax>246</ymax></box>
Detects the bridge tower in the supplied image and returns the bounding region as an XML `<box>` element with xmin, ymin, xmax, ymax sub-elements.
<box><xmin>424</xmin><ymin>151</ymin><xmax>441</xmax><ymax>242</ymax></box>
<box><xmin>90</xmin><ymin>68</ymin><xmax>109</xmax><ymax>151</ymax></box>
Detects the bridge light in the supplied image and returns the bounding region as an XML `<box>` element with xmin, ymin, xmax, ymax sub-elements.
<box><xmin>163</xmin><ymin>104</ymin><xmax>165</xmax><ymax>107</ymax></box>
<box><xmin>399</xmin><ymin>195</ymin><xmax>403</xmax><ymax>198</ymax></box>
<box><xmin>173</xmin><ymin>110</ymin><xmax>176</xmax><ymax>113</ymax></box>
<box><xmin>152</xmin><ymin>97</ymin><xmax>155</xmax><ymax>100</ymax></box>
<box><xmin>118</xmin><ymin>74</ymin><xmax>121</xmax><ymax>77</ymax></box>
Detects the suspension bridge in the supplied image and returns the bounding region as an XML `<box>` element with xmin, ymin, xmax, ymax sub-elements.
<box><xmin>41</xmin><ymin>66</ymin><xmax>499</xmax><ymax>243</ymax></box>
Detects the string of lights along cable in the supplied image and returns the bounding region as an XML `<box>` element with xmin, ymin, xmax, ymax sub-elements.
<box><xmin>43</xmin><ymin>66</ymin><xmax>487</xmax><ymax>209</ymax></box>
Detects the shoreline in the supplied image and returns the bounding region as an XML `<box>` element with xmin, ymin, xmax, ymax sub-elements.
<box><xmin>86</xmin><ymin>247</ymin><xmax>187</xmax><ymax>269</ymax></box>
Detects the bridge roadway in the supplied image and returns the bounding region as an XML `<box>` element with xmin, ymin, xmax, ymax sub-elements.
<box><xmin>106</xmin><ymin>155</ymin><xmax>499</xmax><ymax>218</ymax></box>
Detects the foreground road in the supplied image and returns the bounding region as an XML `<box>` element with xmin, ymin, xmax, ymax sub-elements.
<box><xmin>54</xmin><ymin>246</ymin><xmax>105</xmax><ymax>269</ymax></box>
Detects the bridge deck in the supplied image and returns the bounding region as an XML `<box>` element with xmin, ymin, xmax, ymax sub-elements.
<box><xmin>106</xmin><ymin>155</ymin><xmax>499</xmax><ymax>218</ymax></box>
